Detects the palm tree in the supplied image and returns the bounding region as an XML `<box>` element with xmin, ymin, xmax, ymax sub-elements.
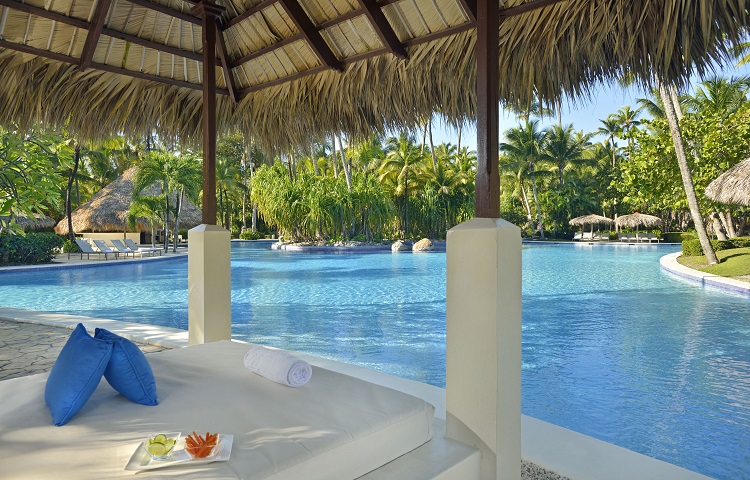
<box><xmin>378</xmin><ymin>134</ymin><xmax>425</xmax><ymax>238</ymax></box>
<box><xmin>543</xmin><ymin>125</ymin><xmax>593</xmax><ymax>187</ymax></box>
<box><xmin>127</xmin><ymin>195</ymin><xmax>163</xmax><ymax>247</ymax></box>
<box><xmin>596</xmin><ymin>117</ymin><xmax>622</xmax><ymax>167</ymax></box>
<box><xmin>216</xmin><ymin>155</ymin><xmax>243</xmax><ymax>231</ymax></box>
<box><xmin>500</xmin><ymin>121</ymin><xmax>548</xmax><ymax>238</ymax></box>
<box><xmin>655</xmin><ymin>78</ymin><xmax>718</xmax><ymax>265</ymax></box>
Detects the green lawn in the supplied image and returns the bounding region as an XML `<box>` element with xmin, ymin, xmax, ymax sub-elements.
<box><xmin>678</xmin><ymin>247</ymin><xmax>750</xmax><ymax>280</ymax></box>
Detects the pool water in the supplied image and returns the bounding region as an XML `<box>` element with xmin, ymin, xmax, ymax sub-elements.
<box><xmin>1</xmin><ymin>241</ymin><xmax>749</xmax><ymax>479</ymax></box>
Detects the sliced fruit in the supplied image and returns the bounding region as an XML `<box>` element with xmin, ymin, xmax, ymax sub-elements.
<box><xmin>153</xmin><ymin>434</ymin><xmax>167</xmax><ymax>444</ymax></box>
<box><xmin>147</xmin><ymin>443</ymin><xmax>168</xmax><ymax>457</ymax></box>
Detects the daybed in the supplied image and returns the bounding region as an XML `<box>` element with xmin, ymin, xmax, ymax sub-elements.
<box><xmin>0</xmin><ymin>341</ymin><xmax>435</xmax><ymax>479</ymax></box>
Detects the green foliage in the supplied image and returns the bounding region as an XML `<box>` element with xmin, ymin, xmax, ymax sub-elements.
<box><xmin>0</xmin><ymin>232</ymin><xmax>64</xmax><ymax>265</ymax></box>
<box><xmin>683</xmin><ymin>238</ymin><xmax>740</xmax><ymax>256</ymax></box>
<box><xmin>663</xmin><ymin>231</ymin><xmax>695</xmax><ymax>243</ymax></box>
<box><xmin>730</xmin><ymin>237</ymin><xmax>750</xmax><ymax>248</ymax></box>
<box><xmin>239</xmin><ymin>229</ymin><xmax>262</xmax><ymax>240</ymax></box>
<box><xmin>62</xmin><ymin>239</ymin><xmax>81</xmax><ymax>253</ymax></box>
<box><xmin>682</xmin><ymin>239</ymin><xmax>703</xmax><ymax>256</ymax></box>
<box><xmin>678</xmin><ymin>247</ymin><xmax>750</xmax><ymax>276</ymax></box>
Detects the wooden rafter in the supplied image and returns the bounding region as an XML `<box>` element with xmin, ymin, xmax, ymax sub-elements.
<box><xmin>0</xmin><ymin>37</ymin><xmax>228</xmax><ymax>93</ymax></box>
<box><xmin>0</xmin><ymin>0</ymin><xmax>88</xmax><ymax>28</ymax></box>
<box><xmin>499</xmin><ymin>0</ymin><xmax>565</xmax><ymax>17</ymax></box>
<box><xmin>277</xmin><ymin>0</ymin><xmax>343</xmax><ymax>71</ymax></box>
<box><xmin>356</xmin><ymin>0</ymin><xmax>407</xmax><ymax>59</ymax></box>
<box><xmin>216</xmin><ymin>19</ymin><xmax>239</xmax><ymax>103</ymax></box>
<box><xmin>234</xmin><ymin>33</ymin><xmax>302</xmax><ymax>67</ymax></box>
<box><xmin>456</xmin><ymin>0</ymin><xmax>476</xmax><ymax>23</ymax></box>
<box><xmin>80</xmin><ymin>0</ymin><xmax>113</xmax><ymax>70</ymax></box>
<box><xmin>224</xmin><ymin>0</ymin><xmax>278</xmax><ymax>29</ymax></box>
<box><xmin>123</xmin><ymin>0</ymin><xmax>201</xmax><ymax>25</ymax></box>
<box><xmin>102</xmin><ymin>27</ymin><xmax>220</xmax><ymax>64</ymax></box>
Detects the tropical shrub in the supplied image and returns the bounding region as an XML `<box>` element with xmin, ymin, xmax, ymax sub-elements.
<box><xmin>0</xmin><ymin>232</ymin><xmax>64</xmax><ymax>265</ymax></box>
<box><xmin>62</xmin><ymin>239</ymin><xmax>81</xmax><ymax>253</ymax></box>
<box><xmin>239</xmin><ymin>230</ymin><xmax>262</xmax><ymax>240</ymax></box>
<box><xmin>682</xmin><ymin>238</ymin><xmax>737</xmax><ymax>256</ymax></box>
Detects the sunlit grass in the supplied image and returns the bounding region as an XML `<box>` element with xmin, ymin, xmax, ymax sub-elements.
<box><xmin>678</xmin><ymin>247</ymin><xmax>750</xmax><ymax>279</ymax></box>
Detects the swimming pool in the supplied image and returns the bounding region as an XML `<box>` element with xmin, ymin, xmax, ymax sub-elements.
<box><xmin>1</xmin><ymin>241</ymin><xmax>749</xmax><ymax>479</ymax></box>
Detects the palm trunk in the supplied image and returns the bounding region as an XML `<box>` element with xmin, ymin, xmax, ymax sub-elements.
<box><xmin>65</xmin><ymin>145</ymin><xmax>81</xmax><ymax>241</ymax></box>
<box><xmin>252</xmin><ymin>204</ymin><xmax>258</xmax><ymax>233</ymax></box>
<box><xmin>711</xmin><ymin>213</ymin><xmax>727</xmax><ymax>240</ymax></box>
<box><xmin>163</xmin><ymin>184</ymin><xmax>170</xmax><ymax>252</ymax></box>
<box><xmin>457</xmin><ymin>125</ymin><xmax>462</xmax><ymax>152</ymax></box>
<box><xmin>331</xmin><ymin>134</ymin><xmax>339</xmax><ymax>178</ymax></box>
<box><xmin>311</xmin><ymin>142</ymin><xmax>319</xmax><ymax>176</ymax></box>
<box><xmin>721</xmin><ymin>211</ymin><xmax>737</xmax><ymax>238</ymax></box>
<box><xmin>657</xmin><ymin>80</ymin><xmax>718</xmax><ymax>264</ymax></box>
<box><xmin>404</xmin><ymin>168</ymin><xmax>409</xmax><ymax>238</ymax></box>
<box><xmin>428</xmin><ymin>116</ymin><xmax>437</xmax><ymax>173</ymax></box>
<box><xmin>338</xmin><ymin>134</ymin><xmax>352</xmax><ymax>191</ymax></box>
<box><xmin>530</xmin><ymin>164</ymin><xmax>544</xmax><ymax>239</ymax></box>
<box><xmin>519</xmin><ymin>182</ymin><xmax>533</xmax><ymax>231</ymax></box>
<box><xmin>172</xmin><ymin>188</ymin><xmax>184</xmax><ymax>252</ymax></box>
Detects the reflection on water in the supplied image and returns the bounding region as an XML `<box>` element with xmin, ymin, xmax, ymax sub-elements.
<box><xmin>1</xmin><ymin>241</ymin><xmax>749</xmax><ymax>479</ymax></box>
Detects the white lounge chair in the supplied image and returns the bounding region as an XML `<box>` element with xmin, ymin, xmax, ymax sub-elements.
<box><xmin>573</xmin><ymin>232</ymin><xmax>583</xmax><ymax>241</ymax></box>
<box><xmin>70</xmin><ymin>239</ymin><xmax>113</xmax><ymax>260</ymax></box>
<box><xmin>582</xmin><ymin>232</ymin><xmax>594</xmax><ymax>241</ymax></box>
<box><xmin>110</xmin><ymin>239</ymin><xmax>142</xmax><ymax>258</ymax></box>
<box><xmin>618</xmin><ymin>233</ymin><xmax>633</xmax><ymax>242</ymax></box>
<box><xmin>124</xmin><ymin>238</ymin><xmax>162</xmax><ymax>256</ymax></box>
<box><xmin>92</xmin><ymin>240</ymin><xmax>119</xmax><ymax>259</ymax></box>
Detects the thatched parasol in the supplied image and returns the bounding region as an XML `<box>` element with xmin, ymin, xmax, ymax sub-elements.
<box><xmin>54</xmin><ymin>167</ymin><xmax>202</xmax><ymax>235</ymax></box>
<box><xmin>705</xmin><ymin>158</ymin><xmax>750</xmax><ymax>206</ymax></box>
<box><xmin>569</xmin><ymin>214</ymin><xmax>614</xmax><ymax>234</ymax></box>
<box><xmin>1</xmin><ymin>214</ymin><xmax>56</xmax><ymax>231</ymax></box>
<box><xmin>615</xmin><ymin>213</ymin><xmax>662</xmax><ymax>236</ymax></box>
<box><xmin>0</xmin><ymin>0</ymin><xmax>747</xmax><ymax>151</ymax></box>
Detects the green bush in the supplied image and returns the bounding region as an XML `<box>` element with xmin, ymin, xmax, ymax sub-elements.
<box><xmin>682</xmin><ymin>238</ymin><xmax>739</xmax><ymax>256</ymax></box>
<box><xmin>730</xmin><ymin>237</ymin><xmax>750</xmax><ymax>248</ymax></box>
<box><xmin>62</xmin><ymin>239</ymin><xmax>81</xmax><ymax>253</ymax></box>
<box><xmin>664</xmin><ymin>232</ymin><xmax>696</xmax><ymax>243</ymax></box>
<box><xmin>239</xmin><ymin>229</ymin><xmax>262</xmax><ymax>240</ymax></box>
<box><xmin>682</xmin><ymin>239</ymin><xmax>703</xmax><ymax>256</ymax></box>
<box><xmin>0</xmin><ymin>232</ymin><xmax>65</xmax><ymax>265</ymax></box>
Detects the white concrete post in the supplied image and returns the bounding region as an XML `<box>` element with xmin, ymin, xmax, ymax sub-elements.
<box><xmin>188</xmin><ymin>224</ymin><xmax>231</xmax><ymax>345</ymax></box>
<box><xmin>445</xmin><ymin>218</ymin><xmax>522</xmax><ymax>480</ymax></box>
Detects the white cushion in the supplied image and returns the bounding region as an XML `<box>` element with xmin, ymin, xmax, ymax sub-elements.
<box><xmin>0</xmin><ymin>340</ymin><xmax>434</xmax><ymax>479</ymax></box>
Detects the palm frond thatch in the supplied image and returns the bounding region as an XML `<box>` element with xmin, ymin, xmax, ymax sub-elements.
<box><xmin>569</xmin><ymin>214</ymin><xmax>614</xmax><ymax>227</ymax></box>
<box><xmin>53</xmin><ymin>167</ymin><xmax>201</xmax><ymax>235</ymax></box>
<box><xmin>615</xmin><ymin>213</ymin><xmax>662</xmax><ymax>229</ymax></box>
<box><xmin>0</xmin><ymin>0</ymin><xmax>747</xmax><ymax>151</ymax></box>
<box><xmin>705</xmin><ymin>158</ymin><xmax>750</xmax><ymax>206</ymax></box>
<box><xmin>1</xmin><ymin>214</ymin><xmax>56</xmax><ymax>231</ymax></box>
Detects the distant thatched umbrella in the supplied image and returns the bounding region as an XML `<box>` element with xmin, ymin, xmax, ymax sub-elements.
<box><xmin>569</xmin><ymin>214</ymin><xmax>614</xmax><ymax>234</ymax></box>
<box><xmin>1</xmin><ymin>214</ymin><xmax>56</xmax><ymax>232</ymax></box>
<box><xmin>705</xmin><ymin>159</ymin><xmax>750</xmax><ymax>206</ymax></box>
<box><xmin>615</xmin><ymin>213</ymin><xmax>662</xmax><ymax>237</ymax></box>
<box><xmin>54</xmin><ymin>167</ymin><xmax>201</xmax><ymax>236</ymax></box>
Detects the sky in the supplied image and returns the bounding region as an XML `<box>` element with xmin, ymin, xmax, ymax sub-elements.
<box><xmin>429</xmin><ymin>58</ymin><xmax>750</xmax><ymax>151</ymax></box>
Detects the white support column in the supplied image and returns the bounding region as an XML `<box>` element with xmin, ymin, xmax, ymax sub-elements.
<box><xmin>188</xmin><ymin>224</ymin><xmax>231</xmax><ymax>345</ymax></box>
<box><xmin>445</xmin><ymin>217</ymin><xmax>522</xmax><ymax>480</ymax></box>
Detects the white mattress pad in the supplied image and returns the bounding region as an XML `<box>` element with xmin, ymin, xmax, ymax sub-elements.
<box><xmin>0</xmin><ymin>340</ymin><xmax>434</xmax><ymax>479</ymax></box>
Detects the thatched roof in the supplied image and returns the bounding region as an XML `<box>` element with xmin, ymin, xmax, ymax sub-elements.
<box><xmin>0</xmin><ymin>0</ymin><xmax>748</xmax><ymax>150</ymax></box>
<box><xmin>1</xmin><ymin>214</ymin><xmax>56</xmax><ymax>231</ymax></box>
<box><xmin>615</xmin><ymin>213</ymin><xmax>662</xmax><ymax>229</ymax></box>
<box><xmin>54</xmin><ymin>166</ymin><xmax>202</xmax><ymax>235</ymax></box>
<box><xmin>705</xmin><ymin>158</ymin><xmax>750</xmax><ymax>206</ymax></box>
<box><xmin>569</xmin><ymin>214</ymin><xmax>613</xmax><ymax>227</ymax></box>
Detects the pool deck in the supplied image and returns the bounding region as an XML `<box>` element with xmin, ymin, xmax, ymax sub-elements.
<box><xmin>0</xmin><ymin>248</ymin><xmax>723</xmax><ymax>480</ymax></box>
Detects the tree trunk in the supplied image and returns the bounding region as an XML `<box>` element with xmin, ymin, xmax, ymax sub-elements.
<box><xmin>164</xmin><ymin>185</ymin><xmax>170</xmax><ymax>252</ymax></box>
<box><xmin>242</xmin><ymin>144</ymin><xmax>249</xmax><ymax>229</ymax></box>
<box><xmin>75</xmin><ymin>177</ymin><xmax>80</xmax><ymax>208</ymax></box>
<box><xmin>530</xmin><ymin>164</ymin><xmax>544</xmax><ymax>239</ymax></box>
<box><xmin>311</xmin><ymin>142</ymin><xmax>319</xmax><ymax>176</ymax></box>
<box><xmin>331</xmin><ymin>134</ymin><xmax>339</xmax><ymax>178</ymax></box>
<box><xmin>657</xmin><ymin>80</ymin><xmax>718</xmax><ymax>264</ymax></box>
<box><xmin>519</xmin><ymin>181</ymin><xmax>534</xmax><ymax>231</ymax></box>
<box><xmin>428</xmin><ymin>116</ymin><xmax>437</xmax><ymax>173</ymax></box>
<box><xmin>421</xmin><ymin>123</ymin><xmax>428</xmax><ymax>155</ymax></box>
<box><xmin>65</xmin><ymin>144</ymin><xmax>81</xmax><ymax>241</ymax></box>
<box><xmin>404</xmin><ymin>168</ymin><xmax>409</xmax><ymax>238</ymax></box>
<box><xmin>338</xmin><ymin>134</ymin><xmax>352</xmax><ymax>191</ymax></box>
<box><xmin>172</xmin><ymin>188</ymin><xmax>184</xmax><ymax>252</ymax></box>
<box><xmin>711</xmin><ymin>213</ymin><xmax>727</xmax><ymax>240</ymax></box>
<box><xmin>457</xmin><ymin>124</ymin><xmax>462</xmax><ymax>152</ymax></box>
<box><xmin>252</xmin><ymin>204</ymin><xmax>258</xmax><ymax>233</ymax></box>
<box><xmin>721</xmin><ymin>211</ymin><xmax>737</xmax><ymax>238</ymax></box>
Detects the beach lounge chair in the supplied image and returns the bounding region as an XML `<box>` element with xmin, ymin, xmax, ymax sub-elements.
<box><xmin>92</xmin><ymin>240</ymin><xmax>119</xmax><ymax>259</ymax></box>
<box><xmin>70</xmin><ymin>239</ymin><xmax>114</xmax><ymax>260</ymax></box>
<box><xmin>110</xmin><ymin>239</ymin><xmax>142</xmax><ymax>258</ymax></box>
<box><xmin>573</xmin><ymin>232</ymin><xmax>583</xmax><ymax>241</ymax></box>
<box><xmin>124</xmin><ymin>238</ymin><xmax>162</xmax><ymax>256</ymax></box>
<box><xmin>582</xmin><ymin>232</ymin><xmax>594</xmax><ymax>241</ymax></box>
<box><xmin>618</xmin><ymin>233</ymin><xmax>632</xmax><ymax>242</ymax></box>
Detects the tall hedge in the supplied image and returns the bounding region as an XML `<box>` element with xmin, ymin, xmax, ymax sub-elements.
<box><xmin>0</xmin><ymin>232</ymin><xmax>65</xmax><ymax>265</ymax></box>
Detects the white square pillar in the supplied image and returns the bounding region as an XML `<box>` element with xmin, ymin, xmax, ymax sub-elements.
<box><xmin>445</xmin><ymin>217</ymin><xmax>521</xmax><ymax>480</ymax></box>
<box><xmin>188</xmin><ymin>224</ymin><xmax>231</xmax><ymax>345</ymax></box>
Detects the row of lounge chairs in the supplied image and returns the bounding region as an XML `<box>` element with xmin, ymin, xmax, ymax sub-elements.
<box><xmin>69</xmin><ymin>238</ymin><xmax>163</xmax><ymax>260</ymax></box>
<box><xmin>573</xmin><ymin>232</ymin><xmax>661</xmax><ymax>242</ymax></box>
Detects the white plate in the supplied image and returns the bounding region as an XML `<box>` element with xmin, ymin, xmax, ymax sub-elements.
<box><xmin>124</xmin><ymin>434</ymin><xmax>233</xmax><ymax>471</ymax></box>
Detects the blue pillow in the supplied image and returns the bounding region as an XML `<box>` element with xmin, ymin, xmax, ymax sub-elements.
<box><xmin>45</xmin><ymin>323</ymin><xmax>113</xmax><ymax>426</ymax></box>
<box><xmin>95</xmin><ymin>328</ymin><xmax>158</xmax><ymax>406</ymax></box>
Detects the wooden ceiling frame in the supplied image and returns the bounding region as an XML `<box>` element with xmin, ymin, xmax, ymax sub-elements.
<box><xmin>79</xmin><ymin>0</ymin><xmax>113</xmax><ymax>70</ymax></box>
<box><xmin>356</xmin><ymin>0</ymin><xmax>407</xmax><ymax>59</ymax></box>
<box><xmin>0</xmin><ymin>0</ymin><xmax>566</xmax><ymax>96</ymax></box>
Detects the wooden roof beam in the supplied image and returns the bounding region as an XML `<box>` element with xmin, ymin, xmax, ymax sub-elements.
<box><xmin>224</xmin><ymin>0</ymin><xmax>278</xmax><ymax>29</ymax></box>
<box><xmin>0</xmin><ymin>37</ymin><xmax>228</xmax><ymax>93</ymax></box>
<box><xmin>233</xmin><ymin>33</ymin><xmax>301</xmax><ymax>67</ymax></box>
<box><xmin>80</xmin><ymin>0</ymin><xmax>114</xmax><ymax>70</ymax></box>
<box><xmin>123</xmin><ymin>0</ymin><xmax>201</xmax><ymax>25</ymax></box>
<box><xmin>499</xmin><ymin>0</ymin><xmax>566</xmax><ymax>17</ymax></box>
<box><xmin>356</xmin><ymin>0</ymin><xmax>407</xmax><ymax>59</ymax></box>
<box><xmin>457</xmin><ymin>0</ymin><xmax>476</xmax><ymax>23</ymax></box>
<box><xmin>0</xmin><ymin>0</ymin><xmax>87</xmax><ymax>28</ymax></box>
<box><xmin>216</xmin><ymin>19</ymin><xmax>239</xmax><ymax>103</ymax></box>
<box><xmin>277</xmin><ymin>0</ymin><xmax>343</xmax><ymax>71</ymax></box>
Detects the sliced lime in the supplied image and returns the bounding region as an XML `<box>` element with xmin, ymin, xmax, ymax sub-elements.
<box><xmin>147</xmin><ymin>443</ymin><xmax>168</xmax><ymax>458</ymax></box>
<box><xmin>153</xmin><ymin>434</ymin><xmax>167</xmax><ymax>444</ymax></box>
<box><xmin>165</xmin><ymin>438</ymin><xmax>176</xmax><ymax>447</ymax></box>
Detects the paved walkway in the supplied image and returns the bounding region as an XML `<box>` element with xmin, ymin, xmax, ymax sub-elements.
<box><xmin>0</xmin><ymin>319</ymin><xmax>168</xmax><ymax>381</ymax></box>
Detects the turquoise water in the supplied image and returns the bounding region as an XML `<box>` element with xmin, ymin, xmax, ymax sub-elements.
<box><xmin>1</xmin><ymin>241</ymin><xmax>749</xmax><ymax>479</ymax></box>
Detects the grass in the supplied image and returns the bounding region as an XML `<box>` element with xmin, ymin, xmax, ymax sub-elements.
<box><xmin>678</xmin><ymin>247</ymin><xmax>750</xmax><ymax>279</ymax></box>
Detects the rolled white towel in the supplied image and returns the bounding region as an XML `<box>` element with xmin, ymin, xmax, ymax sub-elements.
<box><xmin>243</xmin><ymin>345</ymin><xmax>312</xmax><ymax>387</ymax></box>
